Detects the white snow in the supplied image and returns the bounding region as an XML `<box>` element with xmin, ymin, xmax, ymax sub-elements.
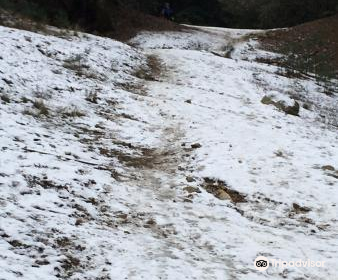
<box><xmin>0</xmin><ymin>24</ymin><xmax>337</xmax><ymax>280</ymax></box>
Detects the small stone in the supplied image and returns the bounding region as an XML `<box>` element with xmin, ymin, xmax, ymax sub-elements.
<box><xmin>2</xmin><ymin>78</ymin><xmax>13</xmax><ymax>85</ymax></box>
<box><xmin>317</xmin><ymin>224</ymin><xmax>330</xmax><ymax>230</ymax></box>
<box><xmin>184</xmin><ymin>186</ymin><xmax>201</xmax><ymax>194</ymax></box>
<box><xmin>283</xmin><ymin>101</ymin><xmax>300</xmax><ymax>116</ymax></box>
<box><xmin>35</xmin><ymin>259</ymin><xmax>50</xmax><ymax>266</ymax></box>
<box><xmin>75</xmin><ymin>218</ymin><xmax>84</xmax><ymax>226</ymax></box>
<box><xmin>216</xmin><ymin>190</ymin><xmax>232</xmax><ymax>200</ymax></box>
<box><xmin>261</xmin><ymin>96</ymin><xmax>274</xmax><ymax>105</ymax></box>
<box><xmin>191</xmin><ymin>143</ymin><xmax>202</xmax><ymax>149</ymax></box>
<box><xmin>261</xmin><ymin>95</ymin><xmax>299</xmax><ymax>116</ymax></box>
<box><xmin>322</xmin><ymin>165</ymin><xmax>335</xmax><ymax>171</ymax></box>
<box><xmin>8</xmin><ymin>240</ymin><xmax>24</xmax><ymax>247</ymax></box>
<box><xmin>185</xmin><ymin>99</ymin><xmax>192</xmax><ymax>104</ymax></box>
<box><xmin>292</xmin><ymin>203</ymin><xmax>311</xmax><ymax>214</ymax></box>
<box><xmin>186</xmin><ymin>176</ymin><xmax>195</xmax><ymax>183</ymax></box>
<box><xmin>116</xmin><ymin>213</ymin><xmax>128</xmax><ymax>220</ymax></box>
<box><xmin>75</xmin><ymin>245</ymin><xmax>86</xmax><ymax>251</ymax></box>
<box><xmin>146</xmin><ymin>219</ymin><xmax>156</xmax><ymax>225</ymax></box>
<box><xmin>303</xmin><ymin>103</ymin><xmax>311</xmax><ymax>110</ymax></box>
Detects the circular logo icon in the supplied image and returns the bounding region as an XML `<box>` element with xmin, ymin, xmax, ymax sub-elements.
<box><xmin>254</xmin><ymin>256</ymin><xmax>269</xmax><ymax>271</ymax></box>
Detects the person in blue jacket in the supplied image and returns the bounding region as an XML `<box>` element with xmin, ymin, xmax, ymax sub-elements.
<box><xmin>161</xmin><ymin>2</ymin><xmax>174</xmax><ymax>21</ymax></box>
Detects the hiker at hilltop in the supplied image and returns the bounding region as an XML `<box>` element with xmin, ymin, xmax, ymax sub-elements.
<box><xmin>161</xmin><ymin>2</ymin><xmax>174</xmax><ymax>21</ymax></box>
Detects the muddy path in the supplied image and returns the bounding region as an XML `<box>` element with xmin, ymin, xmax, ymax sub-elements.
<box><xmin>119</xmin><ymin>53</ymin><xmax>191</xmax><ymax>200</ymax></box>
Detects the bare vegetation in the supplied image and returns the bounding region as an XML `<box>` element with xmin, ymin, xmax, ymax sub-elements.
<box><xmin>134</xmin><ymin>55</ymin><xmax>163</xmax><ymax>82</ymax></box>
<box><xmin>0</xmin><ymin>93</ymin><xmax>10</xmax><ymax>103</ymax></box>
<box><xmin>63</xmin><ymin>54</ymin><xmax>106</xmax><ymax>81</ymax></box>
<box><xmin>59</xmin><ymin>107</ymin><xmax>86</xmax><ymax>118</ymax></box>
<box><xmin>63</xmin><ymin>54</ymin><xmax>88</xmax><ymax>73</ymax></box>
<box><xmin>85</xmin><ymin>91</ymin><xmax>99</xmax><ymax>104</ymax></box>
<box><xmin>32</xmin><ymin>99</ymin><xmax>49</xmax><ymax>116</ymax></box>
<box><xmin>261</xmin><ymin>96</ymin><xmax>300</xmax><ymax>116</ymax></box>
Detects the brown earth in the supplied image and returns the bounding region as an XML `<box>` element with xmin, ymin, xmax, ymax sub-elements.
<box><xmin>258</xmin><ymin>14</ymin><xmax>338</xmax><ymax>79</ymax></box>
<box><xmin>0</xmin><ymin>8</ymin><xmax>187</xmax><ymax>41</ymax></box>
<box><xmin>108</xmin><ymin>9</ymin><xmax>186</xmax><ymax>41</ymax></box>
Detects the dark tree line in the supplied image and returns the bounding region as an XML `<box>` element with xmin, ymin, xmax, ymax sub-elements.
<box><xmin>222</xmin><ymin>0</ymin><xmax>338</xmax><ymax>28</ymax></box>
<box><xmin>0</xmin><ymin>0</ymin><xmax>337</xmax><ymax>31</ymax></box>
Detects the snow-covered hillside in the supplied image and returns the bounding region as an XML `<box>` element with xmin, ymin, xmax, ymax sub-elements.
<box><xmin>0</xmin><ymin>24</ymin><xmax>337</xmax><ymax>280</ymax></box>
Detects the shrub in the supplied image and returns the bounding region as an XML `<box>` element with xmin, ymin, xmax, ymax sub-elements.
<box><xmin>0</xmin><ymin>94</ymin><xmax>10</xmax><ymax>103</ymax></box>
<box><xmin>61</xmin><ymin>107</ymin><xmax>86</xmax><ymax>118</ymax></box>
<box><xmin>261</xmin><ymin>95</ymin><xmax>300</xmax><ymax>116</ymax></box>
<box><xmin>85</xmin><ymin>92</ymin><xmax>99</xmax><ymax>104</ymax></box>
<box><xmin>21</xmin><ymin>96</ymin><xmax>31</xmax><ymax>103</ymax></box>
<box><xmin>33</xmin><ymin>99</ymin><xmax>49</xmax><ymax>116</ymax></box>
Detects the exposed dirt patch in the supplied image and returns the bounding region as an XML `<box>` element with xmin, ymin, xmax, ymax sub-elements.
<box><xmin>261</xmin><ymin>95</ymin><xmax>300</xmax><ymax>116</ymax></box>
<box><xmin>201</xmin><ymin>178</ymin><xmax>247</xmax><ymax>204</ymax></box>
<box><xmin>116</xmin><ymin>55</ymin><xmax>163</xmax><ymax>96</ymax></box>
<box><xmin>117</xmin><ymin>148</ymin><xmax>159</xmax><ymax>169</ymax></box>
<box><xmin>134</xmin><ymin>54</ymin><xmax>164</xmax><ymax>82</ymax></box>
<box><xmin>8</xmin><ymin>239</ymin><xmax>30</xmax><ymax>248</ymax></box>
<box><xmin>184</xmin><ymin>186</ymin><xmax>201</xmax><ymax>194</ymax></box>
<box><xmin>314</xmin><ymin>165</ymin><xmax>338</xmax><ymax>180</ymax></box>
<box><xmin>258</xmin><ymin>14</ymin><xmax>338</xmax><ymax>79</ymax></box>
<box><xmin>292</xmin><ymin>203</ymin><xmax>311</xmax><ymax>214</ymax></box>
<box><xmin>322</xmin><ymin>165</ymin><xmax>335</xmax><ymax>171</ymax></box>
<box><xmin>58</xmin><ymin>254</ymin><xmax>81</xmax><ymax>278</ymax></box>
<box><xmin>24</xmin><ymin>175</ymin><xmax>69</xmax><ymax>191</ymax></box>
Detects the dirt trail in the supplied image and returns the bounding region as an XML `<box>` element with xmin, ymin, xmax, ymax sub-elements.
<box><xmin>124</xmin><ymin>53</ymin><xmax>190</xmax><ymax>199</ymax></box>
<box><xmin>112</xmin><ymin>52</ymin><xmax>190</xmax><ymax>224</ymax></box>
<box><xmin>130</xmin><ymin>121</ymin><xmax>187</xmax><ymax>201</ymax></box>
